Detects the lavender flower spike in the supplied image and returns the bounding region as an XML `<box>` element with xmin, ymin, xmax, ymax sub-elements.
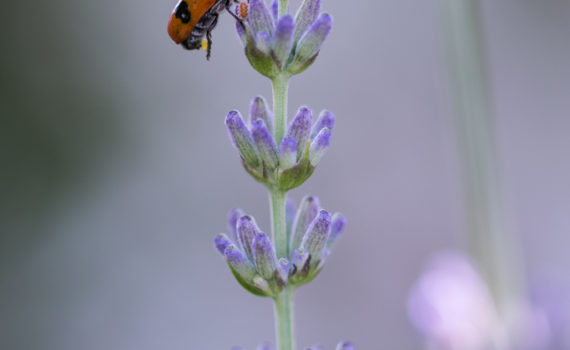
<box><xmin>253</xmin><ymin>233</ymin><xmax>278</xmax><ymax>280</ymax></box>
<box><xmin>272</xmin><ymin>15</ymin><xmax>295</xmax><ymax>68</ymax></box>
<box><xmin>289</xmin><ymin>13</ymin><xmax>332</xmax><ymax>74</ymax></box>
<box><xmin>249</xmin><ymin>96</ymin><xmax>273</xmax><ymax>134</ymax></box>
<box><xmin>311</xmin><ymin>110</ymin><xmax>335</xmax><ymax>139</ymax></box>
<box><xmin>286</xmin><ymin>106</ymin><xmax>313</xmax><ymax>159</ymax></box>
<box><xmin>214</xmin><ymin>233</ymin><xmax>232</xmax><ymax>256</ymax></box>
<box><xmin>309</xmin><ymin>127</ymin><xmax>331</xmax><ymax>165</ymax></box>
<box><xmin>226</xmin><ymin>110</ymin><xmax>259</xmax><ymax>168</ymax></box>
<box><xmin>300</xmin><ymin>210</ymin><xmax>332</xmax><ymax>264</ymax></box>
<box><xmin>290</xmin><ymin>195</ymin><xmax>321</xmax><ymax>252</ymax></box>
<box><xmin>252</xmin><ymin>119</ymin><xmax>280</xmax><ymax>170</ymax></box>
<box><xmin>237</xmin><ymin>215</ymin><xmax>261</xmax><ymax>262</ymax></box>
<box><xmin>294</xmin><ymin>0</ymin><xmax>321</xmax><ymax>42</ymax></box>
<box><xmin>335</xmin><ymin>342</ymin><xmax>355</xmax><ymax>350</ymax></box>
<box><xmin>279</xmin><ymin>137</ymin><xmax>297</xmax><ymax>170</ymax></box>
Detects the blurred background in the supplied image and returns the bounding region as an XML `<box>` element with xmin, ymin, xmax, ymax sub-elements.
<box><xmin>1</xmin><ymin>0</ymin><xmax>569</xmax><ymax>349</ymax></box>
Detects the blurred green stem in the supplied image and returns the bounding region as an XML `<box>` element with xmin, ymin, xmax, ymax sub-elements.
<box><xmin>441</xmin><ymin>0</ymin><xmax>525</xmax><ymax>347</ymax></box>
<box><xmin>278</xmin><ymin>0</ymin><xmax>288</xmax><ymax>18</ymax></box>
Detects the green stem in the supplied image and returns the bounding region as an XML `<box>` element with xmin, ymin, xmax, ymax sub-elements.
<box><xmin>274</xmin><ymin>287</ymin><xmax>295</xmax><ymax>350</ymax></box>
<box><xmin>269</xmin><ymin>72</ymin><xmax>294</xmax><ymax>350</ymax></box>
<box><xmin>272</xmin><ymin>74</ymin><xmax>289</xmax><ymax>146</ymax></box>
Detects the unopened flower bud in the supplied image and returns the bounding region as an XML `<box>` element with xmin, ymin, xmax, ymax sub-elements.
<box><xmin>252</xmin><ymin>233</ymin><xmax>278</xmax><ymax>280</ymax></box>
<box><xmin>308</xmin><ymin>127</ymin><xmax>331</xmax><ymax>165</ymax></box>
<box><xmin>253</xmin><ymin>275</ymin><xmax>272</xmax><ymax>294</ymax></box>
<box><xmin>250</xmin><ymin>96</ymin><xmax>273</xmax><ymax>133</ymax></box>
<box><xmin>291</xmin><ymin>248</ymin><xmax>310</xmax><ymax>279</ymax></box>
<box><xmin>248</xmin><ymin>0</ymin><xmax>274</xmax><ymax>36</ymax></box>
<box><xmin>214</xmin><ymin>233</ymin><xmax>232</xmax><ymax>256</ymax></box>
<box><xmin>224</xmin><ymin>244</ymin><xmax>257</xmax><ymax>285</ymax></box>
<box><xmin>288</xmin><ymin>13</ymin><xmax>332</xmax><ymax>74</ymax></box>
<box><xmin>227</xmin><ymin>208</ymin><xmax>245</xmax><ymax>242</ymax></box>
<box><xmin>286</xmin><ymin>107</ymin><xmax>313</xmax><ymax>159</ymax></box>
<box><xmin>251</xmin><ymin>120</ymin><xmax>279</xmax><ymax>171</ymax></box>
<box><xmin>300</xmin><ymin>210</ymin><xmax>331</xmax><ymax>264</ymax></box>
<box><xmin>276</xmin><ymin>257</ymin><xmax>290</xmax><ymax>286</ymax></box>
<box><xmin>226</xmin><ymin>110</ymin><xmax>259</xmax><ymax>168</ymax></box>
<box><xmin>311</xmin><ymin>110</ymin><xmax>335</xmax><ymax>139</ymax></box>
<box><xmin>237</xmin><ymin>215</ymin><xmax>261</xmax><ymax>262</ymax></box>
<box><xmin>272</xmin><ymin>15</ymin><xmax>295</xmax><ymax>68</ymax></box>
<box><xmin>327</xmin><ymin>212</ymin><xmax>346</xmax><ymax>249</ymax></box>
<box><xmin>294</xmin><ymin>0</ymin><xmax>321</xmax><ymax>42</ymax></box>
<box><xmin>290</xmin><ymin>195</ymin><xmax>320</xmax><ymax>251</ymax></box>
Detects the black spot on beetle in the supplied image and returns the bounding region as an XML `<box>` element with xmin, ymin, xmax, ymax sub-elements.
<box><xmin>175</xmin><ymin>1</ymin><xmax>191</xmax><ymax>24</ymax></box>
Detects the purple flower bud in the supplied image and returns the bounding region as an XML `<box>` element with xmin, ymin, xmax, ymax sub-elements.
<box><xmin>300</xmin><ymin>210</ymin><xmax>331</xmax><ymax>264</ymax></box>
<box><xmin>286</xmin><ymin>196</ymin><xmax>295</xmax><ymax>236</ymax></box>
<box><xmin>214</xmin><ymin>233</ymin><xmax>232</xmax><ymax>256</ymax></box>
<box><xmin>293</xmin><ymin>0</ymin><xmax>321</xmax><ymax>42</ymax></box>
<box><xmin>286</xmin><ymin>107</ymin><xmax>313</xmax><ymax>159</ymax></box>
<box><xmin>227</xmin><ymin>208</ymin><xmax>245</xmax><ymax>242</ymax></box>
<box><xmin>308</xmin><ymin>127</ymin><xmax>331</xmax><ymax>165</ymax></box>
<box><xmin>237</xmin><ymin>215</ymin><xmax>261</xmax><ymax>262</ymax></box>
<box><xmin>279</xmin><ymin>137</ymin><xmax>297</xmax><ymax>169</ymax></box>
<box><xmin>327</xmin><ymin>212</ymin><xmax>346</xmax><ymax>249</ymax></box>
<box><xmin>272</xmin><ymin>15</ymin><xmax>295</xmax><ymax>68</ymax></box>
<box><xmin>248</xmin><ymin>0</ymin><xmax>274</xmax><ymax>36</ymax></box>
<box><xmin>225</xmin><ymin>244</ymin><xmax>257</xmax><ymax>284</ymax></box>
<box><xmin>335</xmin><ymin>342</ymin><xmax>354</xmax><ymax>350</ymax></box>
<box><xmin>251</xmin><ymin>119</ymin><xmax>279</xmax><ymax>170</ymax></box>
<box><xmin>257</xmin><ymin>342</ymin><xmax>272</xmax><ymax>350</ymax></box>
<box><xmin>276</xmin><ymin>257</ymin><xmax>290</xmax><ymax>285</ymax></box>
<box><xmin>291</xmin><ymin>248</ymin><xmax>310</xmax><ymax>277</ymax></box>
<box><xmin>256</xmin><ymin>31</ymin><xmax>272</xmax><ymax>55</ymax></box>
<box><xmin>250</xmin><ymin>96</ymin><xmax>273</xmax><ymax>134</ymax></box>
<box><xmin>252</xmin><ymin>233</ymin><xmax>278</xmax><ymax>279</ymax></box>
<box><xmin>289</xmin><ymin>13</ymin><xmax>332</xmax><ymax>74</ymax></box>
<box><xmin>310</xmin><ymin>110</ymin><xmax>335</xmax><ymax>139</ymax></box>
<box><xmin>230</xmin><ymin>347</ymin><xmax>243</xmax><ymax>350</ymax></box>
<box><xmin>290</xmin><ymin>195</ymin><xmax>320</xmax><ymax>251</ymax></box>
<box><xmin>226</xmin><ymin>110</ymin><xmax>259</xmax><ymax>168</ymax></box>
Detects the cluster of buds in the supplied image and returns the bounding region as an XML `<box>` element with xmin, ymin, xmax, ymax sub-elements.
<box><xmin>214</xmin><ymin>195</ymin><xmax>346</xmax><ymax>297</ymax></box>
<box><xmin>236</xmin><ymin>0</ymin><xmax>332</xmax><ymax>78</ymax></box>
<box><xmin>226</xmin><ymin>96</ymin><xmax>334</xmax><ymax>191</ymax></box>
<box><xmin>230</xmin><ymin>341</ymin><xmax>354</xmax><ymax>350</ymax></box>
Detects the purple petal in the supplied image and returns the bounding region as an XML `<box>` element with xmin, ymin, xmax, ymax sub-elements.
<box><xmin>249</xmin><ymin>96</ymin><xmax>273</xmax><ymax>134</ymax></box>
<box><xmin>286</xmin><ymin>106</ymin><xmax>313</xmax><ymax>159</ymax></box>
<box><xmin>290</xmin><ymin>195</ymin><xmax>320</xmax><ymax>251</ymax></box>
<box><xmin>252</xmin><ymin>233</ymin><xmax>278</xmax><ymax>279</ymax></box>
<box><xmin>291</xmin><ymin>248</ymin><xmax>310</xmax><ymax>276</ymax></box>
<box><xmin>276</xmin><ymin>257</ymin><xmax>290</xmax><ymax>285</ymax></box>
<box><xmin>226</xmin><ymin>110</ymin><xmax>259</xmax><ymax>167</ymax></box>
<box><xmin>272</xmin><ymin>15</ymin><xmax>295</xmax><ymax>67</ymax></box>
<box><xmin>327</xmin><ymin>212</ymin><xmax>346</xmax><ymax>249</ymax></box>
<box><xmin>308</xmin><ymin>127</ymin><xmax>331</xmax><ymax>165</ymax></box>
<box><xmin>310</xmin><ymin>110</ymin><xmax>335</xmax><ymax>139</ymax></box>
<box><xmin>271</xmin><ymin>0</ymin><xmax>278</xmax><ymax>20</ymax></box>
<box><xmin>293</xmin><ymin>0</ymin><xmax>321</xmax><ymax>42</ymax></box>
<box><xmin>252</xmin><ymin>119</ymin><xmax>279</xmax><ymax>170</ymax></box>
<box><xmin>256</xmin><ymin>31</ymin><xmax>272</xmax><ymax>54</ymax></box>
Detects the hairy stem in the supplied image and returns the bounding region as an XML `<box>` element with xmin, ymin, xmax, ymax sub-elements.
<box><xmin>272</xmin><ymin>74</ymin><xmax>289</xmax><ymax>146</ymax></box>
<box><xmin>274</xmin><ymin>287</ymin><xmax>295</xmax><ymax>350</ymax></box>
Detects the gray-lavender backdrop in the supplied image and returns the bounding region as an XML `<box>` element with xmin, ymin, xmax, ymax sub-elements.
<box><xmin>1</xmin><ymin>0</ymin><xmax>569</xmax><ymax>349</ymax></box>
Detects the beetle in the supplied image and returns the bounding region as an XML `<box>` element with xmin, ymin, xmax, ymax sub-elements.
<box><xmin>167</xmin><ymin>0</ymin><xmax>246</xmax><ymax>60</ymax></box>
